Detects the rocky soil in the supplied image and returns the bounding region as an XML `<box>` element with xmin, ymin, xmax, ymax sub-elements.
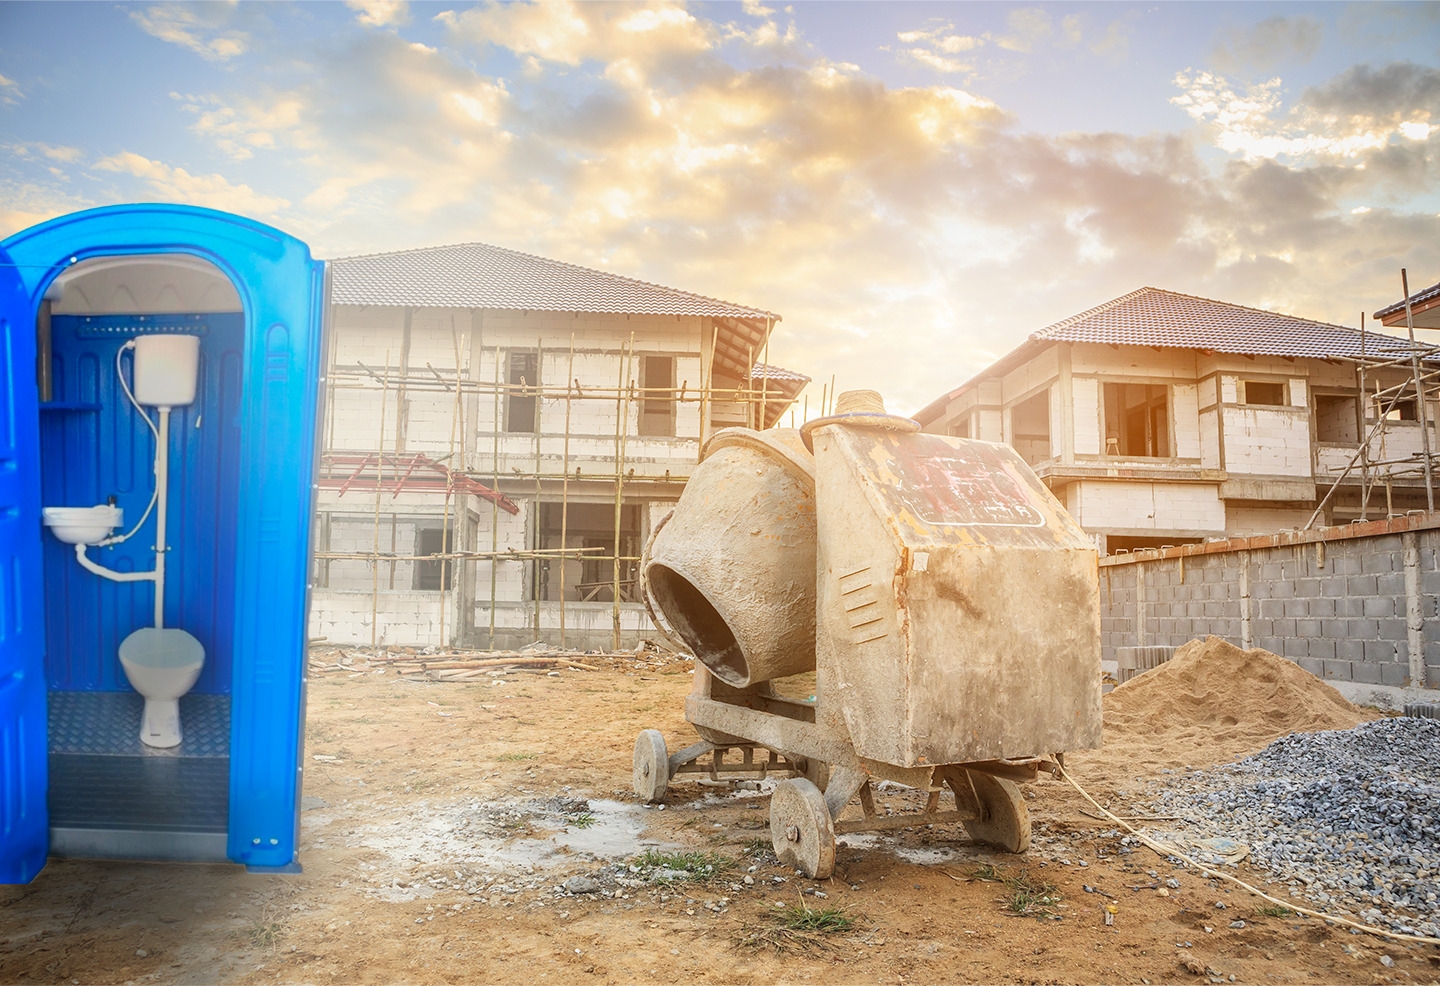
<box><xmin>1</xmin><ymin>642</ymin><xmax>1437</xmax><ymax>984</ymax></box>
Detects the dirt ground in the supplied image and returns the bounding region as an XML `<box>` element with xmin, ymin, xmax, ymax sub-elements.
<box><xmin>2</xmin><ymin>649</ymin><xmax>1437</xmax><ymax>985</ymax></box>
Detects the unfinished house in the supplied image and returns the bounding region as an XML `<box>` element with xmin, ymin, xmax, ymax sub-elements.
<box><xmin>916</xmin><ymin>287</ymin><xmax>1437</xmax><ymax>554</ymax></box>
<box><xmin>307</xmin><ymin>243</ymin><xmax>805</xmax><ymax>649</ymax></box>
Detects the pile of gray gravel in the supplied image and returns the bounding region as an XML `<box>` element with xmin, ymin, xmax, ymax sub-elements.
<box><xmin>1148</xmin><ymin>715</ymin><xmax>1440</xmax><ymax>938</ymax></box>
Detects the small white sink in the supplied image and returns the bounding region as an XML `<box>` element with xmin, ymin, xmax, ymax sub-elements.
<box><xmin>42</xmin><ymin>505</ymin><xmax>123</xmax><ymax>544</ymax></box>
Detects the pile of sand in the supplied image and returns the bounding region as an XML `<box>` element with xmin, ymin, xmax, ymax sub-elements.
<box><xmin>1080</xmin><ymin>636</ymin><xmax>1383</xmax><ymax>776</ymax></box>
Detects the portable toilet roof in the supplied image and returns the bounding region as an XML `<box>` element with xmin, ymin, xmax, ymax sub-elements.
<box><xmin>0</xmin><ymin>204</ymin><xmax>325</xmax><ymax>883</ymax></box>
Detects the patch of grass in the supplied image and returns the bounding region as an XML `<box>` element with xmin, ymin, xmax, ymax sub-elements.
<box><xmin>568</xmin><ymin>811</ymin><xmax>595</xmax><ymax>829</ymax></box>
<box><xmin>779</xmin><ymin>902</ymin><xmax>853</xmax><ymax>933</ymax></box>
<box><xmin>1254</xmin><ymin>904</ymin><xmax>1293</xmax><ymax>918</ymax></box>
<box><xmin>632</xmin><ymin>849</ymin><xmax>733</xmax><ymax>881</ymax></box>
<box><xmin>972</xmin><ymin>863</ymin><xmax>1002</xmax><ymax>882</ymax></box>
<box><xmin>736</xmin><ymin>901</ymin><xmax>857</xmax><ymax>954</ymax></box>
<box><xmin>248</xmin><ymin>907</ymin><xmax>285</xmax><ymax>948</ymax></box>
<box><xmin>740</xmin><ymin>837</ymin><xmax>772</xmax><ymax>856</ymax></box>
<box><xmin>496</xmin><ymin>752</ymin><xmax>539</xmax><ymax>762</ymax></box>
<box><xmin>1000</xmin><ymin>869</ymin><xmax>1060</xmax><ymax>919</ymax></box>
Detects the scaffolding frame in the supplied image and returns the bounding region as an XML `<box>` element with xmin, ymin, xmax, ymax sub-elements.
<box><xmin>1306</xmin><ymin>293</ymin><xmax>1440</xmax><ymax>529</ymax></box>
<box><xmin>312</xmin><ymin>330</ymin><xmax>806</xmax><ymax>651</ymax></box>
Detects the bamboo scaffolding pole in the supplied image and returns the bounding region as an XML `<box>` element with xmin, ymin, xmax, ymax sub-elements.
<box><xmin>1401</xmin><ymin>268</ymin><xmax>1435</xmax><ymax>511</ymax></box>
<box><xmin>1358</xmin><ymin>314</ymin><xmax>1372</xmax><ymax>520</ymax></box>
<box><xmin>490</xmin><ymin>346</ymin><xmax>501</xmax><ymax>649</ymax></box>
<box><xmin>370</xmin><ymin>354</ymin><xmax>391</xmax><ymax>648</ymax></box>
<box><xmin>613</xmin><ymin>333</ymin><xmax>635</xmax><ymax>650</ymax></box>
<box><xmin>439</xmin><ymin>316</ymin><xmax>463</xmax><ymax>648</ymax></box>
<box><xmin>760</xmin><ymin>327</ymin><xmax>770</xmax><ymax>430</ymax></box>
<box><xmin>560</xmin><ymin>334</ymin><xmax>574</xmax><ymax>648</ymax></box>
<box><xmin>533</xmin><ymin>342</ymin><xmax>543</xmax><ymax>637</ymax></box>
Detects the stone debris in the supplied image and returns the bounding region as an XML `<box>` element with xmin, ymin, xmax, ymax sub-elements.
<box><xmin>1149</xmin><ymin>716</ymin><xmax>1440</xmax><ymax>938</ymax></box>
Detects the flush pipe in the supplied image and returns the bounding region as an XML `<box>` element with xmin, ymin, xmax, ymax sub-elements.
<box><xmin>72</xmin><ymin>340</ymin><xmax>171</xmax><ymax>629</ymax></box>
<box><xmin>74</xmin><ymin>408</ymin><xmax>169</xmax><ymax>628</ymax></box>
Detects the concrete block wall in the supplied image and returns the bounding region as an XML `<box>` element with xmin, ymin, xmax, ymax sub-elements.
<box><xmin>309</xmin><ymin>591</ymin><xmax>450</xmax><ymax>648</ymax></box>
<box><xmin>1100</xmin><ymin>514</ymin><xmax>1440</xmax><ymax>688</ymax></box>
<box><xmin>469</xmin><ymin>601</ymin><xmax>656</xmax><ymax>652</ymax></box>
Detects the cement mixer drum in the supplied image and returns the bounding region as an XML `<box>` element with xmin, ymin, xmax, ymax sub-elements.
<box><xmin>642</xmin><ymin>427</ymin><xmax>817</xmax><ymax>688</ymax></box>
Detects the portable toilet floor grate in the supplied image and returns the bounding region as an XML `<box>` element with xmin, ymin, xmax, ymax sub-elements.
<box><xmin>634</xmin><ymin>392</ymin><xmax>1103</xmax><ymax>879</ymax></box>
<box><xmin>0</xmin><ymin>204</ymin><xmax>326</xmax><ymax>883</ymax></box>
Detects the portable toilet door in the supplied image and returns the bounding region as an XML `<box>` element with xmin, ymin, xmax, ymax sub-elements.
<box><xmin>0</xmin><ymin>204</ymin><xmax>326</xmax><ymax>883</ymax></box>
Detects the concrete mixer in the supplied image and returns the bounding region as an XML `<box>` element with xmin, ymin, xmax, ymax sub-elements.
<box><xmin>634</xmin><ymin>391</ymin><xmax>1102</xmax><ymax>878</ymax></box>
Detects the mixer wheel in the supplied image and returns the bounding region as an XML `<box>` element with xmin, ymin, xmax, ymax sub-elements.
<box><xmin>959</xmin><ymin>769</ymin><xmax>1030</xmax><ymax>853</ymax></box>
<box><xmin>633</xmin><ymin>729</ymin><xmax>669</xmax><ymax>803</ymax></box>
<box><xmin>770</xmin><ymin>778</ymin><xmax>835</xmax><ymax>879</ymax></box>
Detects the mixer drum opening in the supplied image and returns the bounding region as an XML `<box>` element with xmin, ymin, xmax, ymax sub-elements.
<box><xmin>645</xmin><ymin>562</ymin><xmax>750</xmax><ymax>686</ymax></box>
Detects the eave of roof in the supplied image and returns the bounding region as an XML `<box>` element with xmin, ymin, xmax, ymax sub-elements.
<box><xmin>1375</xmin><ymin>278</ymin><xmax>1440</xmax><ymax>323</ymax></box>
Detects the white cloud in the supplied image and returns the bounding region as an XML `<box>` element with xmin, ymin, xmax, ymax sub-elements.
<box><xmin>1170</xmin><ymin>71</ymin><xmax>1427</xmax><ymax>161</ymax></box>
<box><xmin>347</xmin><ymin>0</ymin><xmax>409</xmax><ymax>29</ymax></box>
<box><xmin>0</xmin><ymin>181</ymin><xmax>94</xmax><ymax>238</ymax></box>
<box><xmin>129</xmin><ymin>4</ymin><xmax>249</xmax><ymax>61</ymax></box>
<box><xmin>93</xmin><ymin>152</ymin><xmax>289</xmax><ymax>215</ymax></box>
<box><xmin>0</xmin><ymin>72</ymin><xmax>21</xmax><ymax>105</ymax></box>
<box><xmin>6</xmin><ymin>142</ymin><xmax>83</xmax><ymax>163</ymax></box>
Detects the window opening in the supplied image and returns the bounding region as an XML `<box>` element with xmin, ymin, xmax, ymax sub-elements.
<box><xmin>639</xmin><ymin>355</ymin><xmax>676</xmax><ymax>437</ymax></box>
<box><xmin>1009</xmin><ymin>390</ymin><xmax>1051</xmax><ymax>465</ymax></box>
<box><xmin>414</xmin><ymin>523</ymin><xmax>454</xmax><ymax>591</ymax></box>
<box><xmin>1315</xmin><ymin>394</ymin><xmax>1359</xmax><ymax>444</ymax></box>
<box><xmin>534</xmin><ymin>502</ymin><xmax>641</xmax><ymax>602</ymax></box>
<box><xmin>505</xmin><ymin>350</ymin><xmax>538</xmax><ymax>433</ymax></box>
<box><xmin>1380</xmin><ymin>394</ymin><xmax>1420</xmax><ymax>421</ymax></box>
<box><xmin>1243</xmin><ymin>381</ymin><xmax>1286</xmax><ymax>406</ymax></box>
<box><xmin>1103</xmin><ymin>383</ymin><xmax>1169</xmax><ymax>458</ymax></box>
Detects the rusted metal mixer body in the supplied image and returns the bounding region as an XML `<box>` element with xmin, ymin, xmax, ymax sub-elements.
<box><xmin>634</xmin><ymin>393</ymin><xmax>1102</xmax><ymax>878</ymax></box>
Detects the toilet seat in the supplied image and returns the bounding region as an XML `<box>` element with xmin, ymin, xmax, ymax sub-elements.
<box><xmin>119</xmin><ymin>628</ymin><xmax>205</xmax><ymax>748</ymax></box>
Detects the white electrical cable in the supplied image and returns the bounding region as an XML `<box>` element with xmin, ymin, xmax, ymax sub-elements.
<box><xmin>1056</xmin><ymin>762</ymin><xmax>1440</xmax><ymax>947</ymax></box>
<box><xmin>101</xmin><ymin>342</ymin><xmax>159</xmax><ymax>547</ymax></box>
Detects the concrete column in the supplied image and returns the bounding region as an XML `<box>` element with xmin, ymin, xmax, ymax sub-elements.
<box><xmin>1135</xmin><ymin>564</ymin><xmax>1147</xmax><ymax>647</ymax></box>
<box><xmin>1404</xmin><ymin>531</ymin><xmax>1427</xmax><ymax>688</ymax></box>
<box><xmin>1240</xmin><ymin>550</ymin><xmax>1252</xmax><ymax>650</ymax></box>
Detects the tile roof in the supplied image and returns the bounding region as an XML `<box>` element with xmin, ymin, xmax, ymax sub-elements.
<box><xmin>750</xmin><ymin>362</ymin><xmax>811</xmax><ymax>383</ymax></box>
<box><xmin>330</xmin><ymin>241</ymin><xmax>778</xmax><ymax>320</ymax></box>
<box><xmin>1375</xmin><ymin>279</ymin><xmax>1440</xmax><ymax>320</ymax></box>
<box><xmin>1032</xmin><ymin>287</ymin><xmax>1394</xmax><ymax>359</ymax></box>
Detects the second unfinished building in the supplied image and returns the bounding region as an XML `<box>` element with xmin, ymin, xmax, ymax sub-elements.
<box><xmin>306</xmin><ymin>242</ymin><xmax>805</xmax><ymax>650</ymax></box>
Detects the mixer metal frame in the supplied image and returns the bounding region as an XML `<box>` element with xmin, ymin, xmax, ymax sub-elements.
<box><xmin>634</xmin><ymin>666</ymin><xmax>1062</xmax><ymax>879</ymax></box>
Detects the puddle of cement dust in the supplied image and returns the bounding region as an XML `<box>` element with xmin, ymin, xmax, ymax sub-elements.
<box><xmin>836</xmin><ymin>833</ymin><xmax>958</xmax><ymax>866</ymax></box>
<box><xmin>352</xmin><ymin>796</ymin><xmax>667</xmax><ymax>879</ymax></box>
<box><xmin>548</xmin><ymin>799</ymin><xmax>650</xmax><ymax>857</ymax></box>
<box><xmin>893</xmin><ymin>846</ymin><xmax>957</xmax><ymax>865</ymax></box>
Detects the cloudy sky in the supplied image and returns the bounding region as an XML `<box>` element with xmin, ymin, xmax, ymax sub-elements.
<box><xmin>2</xmin><ymin>1</ymin><xmax>1438</xmax><ymax>413</ymax></box>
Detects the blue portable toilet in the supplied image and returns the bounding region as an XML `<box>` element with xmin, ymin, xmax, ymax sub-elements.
<box><xmin>0</xmin><ymin>204</ymin><xmax>326</xmax><ymax>883</ymax></box>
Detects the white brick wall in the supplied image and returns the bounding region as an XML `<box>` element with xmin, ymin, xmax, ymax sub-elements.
<box><xmin>1225</xmin><ymin>504</ymin><xmax>1313</xmax><ymax>535</ymax></box>
<box><xmin>1198</xmin><ymin>375</ymin><xmax>1217</xmax><ymax>409</ymax></box>
<box><xmin>1222</xmin><ymin>407</ymin><xmax>1312</xmax><ymax>476</ymax></box>
<box><xmin>1172</xmin><ymin>383</ymin><xmax>1200</xmax><ymax>459</ymax></box>
<box><xmin>977</xmin><ymin>409</ymin><xmax>1003</xmax><ymax>443</ymax></box>
<box><xmin>1071</xmin><ymin>480</ymin><xmax>1225</xmax><ymax>533</ymax></box>
<box><xmin>1199</xmin><ymin>408</ymin><xmax>1221</xmax><ymax>468</ymax></box>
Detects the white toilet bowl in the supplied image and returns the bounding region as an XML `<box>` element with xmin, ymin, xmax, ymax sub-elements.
<box><xmin>118</xmin><ymin>627</ymin><xmax>206</xmax><ymax>749</ymax></box>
